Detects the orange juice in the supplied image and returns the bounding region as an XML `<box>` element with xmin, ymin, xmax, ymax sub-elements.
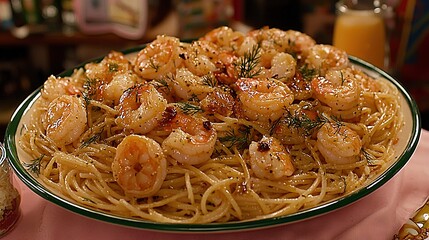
<box><xmin>333</xmin><ymin>5</ymin><xmax>386</xmax><ymax>69</ymax></box>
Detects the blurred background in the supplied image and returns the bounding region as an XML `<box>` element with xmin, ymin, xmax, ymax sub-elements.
<box><xmin>0</xmin><ymin>0</ymin><xmax>428</xmax><ymax>139</ymax></box>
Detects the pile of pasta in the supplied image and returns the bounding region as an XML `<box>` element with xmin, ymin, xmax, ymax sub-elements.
<box><xmin>19</xmin><ymin>26</ymin><xmax>403</xmax><ymax>223</ymax></box>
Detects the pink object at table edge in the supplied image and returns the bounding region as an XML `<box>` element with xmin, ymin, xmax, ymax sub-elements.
<box><xmin>5</xmin><ymin>129</ymin><xmax>429</xmax><ymax>240</ymax></box>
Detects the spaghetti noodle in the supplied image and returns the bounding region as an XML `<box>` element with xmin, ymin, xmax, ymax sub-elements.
<box><xmin>19</xmin><ymin>26</ymin><xmax>403</xmax><ymax>223</ymax></box>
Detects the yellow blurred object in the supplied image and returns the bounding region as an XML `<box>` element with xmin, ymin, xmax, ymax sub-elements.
<box><xmin>395</xmin><ymin>196</ymin><xmax>429</xmax><ymax>239</ymax></box>
<box><xmin>333</xmin><ymin>0</ymin><xmax>387</xmax><ymax>70</ymax></box>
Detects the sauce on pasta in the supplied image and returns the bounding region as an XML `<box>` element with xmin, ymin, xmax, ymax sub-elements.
<box><xmin>19</xmin><ymin>26</ymin><xmax>403</xmax><ymax>223</ymax></box>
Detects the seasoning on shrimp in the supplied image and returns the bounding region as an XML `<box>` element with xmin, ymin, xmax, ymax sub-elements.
<box><xmin>200</xmin><ymin>87</ymin><xmax>235</xmax><ymax>116</ymax></box>
<box><xmin>311</xmin><ymin>67</ymin><xmax>362</xmax><ymax>120</ymax></box>
<box><xmin>305</xmin><ymin>44</ymin><xmax>349</xmax><ymax>75</ymax></box>
<box><xmin>112</xmin><ymin>134</ymin><xmax>167</xmax><ymax>197</ymax></box>
<box><xmin>316</xmin><ymin>123</ymin><xmax>362</xmax><ymax>165</ymax></box>
<box><xmin>182</xmin><ymin>40</ymin><xmax>219</xmax><ymax>77</ymax></box>
<box><xmin>41</xmin><ymin>75</ymin><xmax>84</xmax><ymax>102</ymax></box>
<box><xmin>115</xmin><ymin>84</ymin><xmax>167</xmax><ymax>134</ymax></box>
<box><xmin>161</xmin><ymin>107</ymin><xmax>217</xmax><ymax>165</ymax></box>
<box><xmin>19</xmin><ymin>26</ymin><xmax>403</xmax><ymax>224</ymax></box>
<box><xmin>134</xmin><ymin>35</ymin><xmax>183</xmax><ymax>80</ymax></box>
<box><xmin>172</xmin><ymin>68</ymin><xmax>215</xmax><ymax>101</ymax></box>
<box><xmin>235</xmin><ymin>77</ymin><xmax>294</xmax><ymax>122</ymax></box>
<box><xmin>42</xmin><ymin>95</ymin><xmax>87</xmax><ymax>146</ymax></box>
<box><xmin>248</xmin><ymin>136</ymin><xmax>295</xmax><ymax>180</ymax></box>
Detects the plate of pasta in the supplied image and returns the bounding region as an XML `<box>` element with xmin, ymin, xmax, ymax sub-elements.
<box><xmin>4</xmin><ymin>26</ymin><xmax>420</xmax><ymax>232</ymax></box>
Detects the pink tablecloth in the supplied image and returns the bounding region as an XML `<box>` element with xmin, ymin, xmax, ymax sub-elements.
<box><xmin>5</xmin><ymin>130</ymin><xmax>429</xmax><ymax>240</ymax></box>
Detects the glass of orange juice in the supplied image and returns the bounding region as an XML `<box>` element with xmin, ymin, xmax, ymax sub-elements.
<box><xmin>333</xmin><ymin>0</ymin><xmax>387</xmax><ymax>70</ymax></box>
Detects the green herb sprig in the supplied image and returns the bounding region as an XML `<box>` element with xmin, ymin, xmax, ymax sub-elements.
<box><xmin>108</xmin><ymin>63</ymin><xmax>119</xmax><ymax>72</ymax></box>
<box><xmin>236</xmin><ymin>45</ymin><xmax>262</xmax><ymax>78</ymax></box>
<box><xmin>202</xmin><ymin>74</ymin><xmax>217</xmax><ymax>87</ymax></box>
<box><xmin>80</xmin><ymin>131</ymin><xmax>103</xmax><ymax>148</ymax></box>
<box><xmin>153</xmin><ymin>78</ymin><xmax>170</xmax><ymax>92</ymax></box>
<box><xmin>23</xmin><ymin>154</ymin><xmax>44</xmax><ymax>175</ymax></box>
<box><xmin>219</xmin><ymin>126</ymin><xmax>252</xmax><ymax>150</ymax></box>
<box><xmin>149</xmin><ymin>58</ymin><xmax>160</xmax><ymax>72</ymax></box>
<box><xmin>280</xmin><ymin>110</ymin><xmax>329</xmax><ymax>136</ymax></box>
<box><xmin>361</xmin><ymin>148</ymin><xmax>376</xmax><ymax>166</ymax></box>
<box><xmin>176</xmin><ymin>102</ymin><xmax>203</xmax><ymax>115</ymax></box>
<box><xmin>299</xmin><ymin>64</ymin><xmax>318</xmax><ymax>81</ymax></box>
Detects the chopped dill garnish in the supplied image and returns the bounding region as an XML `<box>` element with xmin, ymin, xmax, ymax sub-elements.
<box><xmin>152</xmin><ymin>78</ymin><xmax>171</xmax><ymax>93</ymax></box>
<box><xmin>202</xmin><ymin>74</ymin><xmax>217</xmax><ymax>87</ymax></box>
<box><xmin>361</xmin><ymin>148</ymin><xmax>376</xmax><ymax>165</ymax></box>
<box><xmin>272</xmin><ymin>39</ymin><xmax>283</xmax><ymax>48</ymax></box>
<box><xmin>108</xmin><ymin>63</ymin><xmax>119</xmax><ymax>72</ymax></box>
<box><xmin>135</xmin><ymin>89</ymin><xmax>141</xmax><ymax>104</ymax></box>
<box><xmin>82</xmin><ymin>77</ymin><xmax>97</xmax><ymax>106</ymax></box>
<box><xmin>80</xmin><ymin>131</ymin><xmax>102</xmax><ymax>148</ymax></box>
<box><xmin>299</xmin><ymin>64</ymin><xmax>318</xmax><ymax>81</ymax></box>
<box><xmin>122</xmin><ymin>85</ymin><xmax>142</xmax><ymax>104</ymax></box>
<box><xmin>187</xmin><ymin>94</ymin><xmax>200</xmax><ymax>103</ymax></box>
<box><xmin>330</xmin><ymin>115</ymin><xmax>345</xmax><ymax>133</ymax></box>
<box><xmin>219</xmin><ymin>126</ymin><xmax>252</xmax><ymax>150</ymax></box>
<box><xmin>82</xmin><ymin>197</ymin><xmax>96</xmax><ymax>204</ymax></box>
<box><xmin>269</xmin><ymin>117</ymin><xmax>282</xmax><ymax>136</ymax></box>
<box><xmin>283</xmin><ymin>111</ymin><xmax>303</xmax><ymax>129</ymax></box>
<box><xmin>149</xmin><ymin>58</ymin><xmax>160</xmax><ymax>72</ymax></box>
<box><xmin>288</xmin><ymin>38</ymin><xmax>295</xmax><ymax>48</ymax></box>
<box><xmin>301</xmin><ymin>114</ymin><xmax>330</xmax><ymax>135</ymax></box>
<box><xmin>176</xmin><ymin>102</ymin><xmax>203</xmax><ymax>115</ymax></box>
<box><xmin>23</xmin><ymin>154</ymin><xmax>44</xmax><ymax>175</ymax></box>
<box><xmin>282</xmin><ymin>110</ymin><xmax>329</xmax><ymax>135</ymax></box>
<box><xmin>236</xmin><ymin>45</ymin><xmax>262</xmax><ymax>78</ymax></box>
<box><xmin>285</xmin><ymin>39</ymin><xmax>298</xmax><ymax>59</ymax></box>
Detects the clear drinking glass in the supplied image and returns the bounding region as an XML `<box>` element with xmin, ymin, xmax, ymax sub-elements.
<box><xmin>0</xmin><ymin>142</ymin><xmax>21</xmax><ymax>237</ymax></box>
<box><xmin>333</xmin><ymin>0</ymin><xmax>388</xmax><ymax>70</ymax></box>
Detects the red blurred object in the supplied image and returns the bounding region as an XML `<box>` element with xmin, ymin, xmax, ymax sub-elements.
<box><xmin>390</xmin><ymin>0</ymin><xmax>429</xmax><ymax>111</ymax></box>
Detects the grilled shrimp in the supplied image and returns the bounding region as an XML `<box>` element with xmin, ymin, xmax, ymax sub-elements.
<box><xmin>161</xmin><ymin>107</ymin><xmax>217</xmax><ymax>165</ymax></box>
<box><xmin>103</xmin><ymin>71</ymin><xmax>141</xmax><ymax>106</ymax></box>
<box><xmin>134</xmin><ymin>35</ymin><xmax>182</xmax><ymax>80</ymax></box>
<box><xmin>237</xmin><ymin>35</ymin><xmax>258</xmax><ymax>57</ymax></box>
<box><xmin>213</xmin><ymin>51</ymin><xmax>239</xmax><ymax>85</ymax></box>
<box><xmin>112</xmin><ymin>134</ymin><xmax>167</xmax><ymax>197</ymax></box>
<box><xmin>200</xmin><ymin>86</ymin><xmax>235</xmax><ymax>117</ymax></box>
<box><xmin>285</xmin><ymin>71</ymin><xmax>313</xmax><ymax>101</ymax></box>
<box><xmin>248</xmin><ymin>136</ymin><xmax>295</xmax><ymax>180</ymax></box>
<box><xmin>116</xmin><ymin>84</ymin><xmax>167</xmax><ymax>134</ymax></box>
<box><xmin>43</xmin><ymin>95</ymin><xmax>87</xmax><ymax>146</ymax></box>
<box><xmin>247</xmin><ymin>28</ymin><xmax>316</xmax><ymax>64</ymax></box>
<box><xmin>172</xmin><ymin>68</ymin><xmax>214</xmax><ymax>100</ymax></box>
<box><xmin>183</xmin><ymin>40</ymin><xmax>219</xmax><ymax>77</ymax></box>
<box><xmin>316</xmin><ymin>123</ymin><xmax>362</xmax><ymax>165</ymax></box>
<box><xmin>306</xmin><ymin>44</ymin><xmax>349</xmax><ymax>75</ymax></box>
<box><xmin>248</xmin><ymin>27</ymin><xmax>312</xmax><ymax>54</ymax></box>
<box><xmin>41</xmin><ymin>75</ymin><xmax>83</xmax><ymax>102</ymax></box>
<box><xmin>85</xmin><ymin>51</ymin><xmax>132</xmax><ymax>83</ymax></box>
<box><xmin>271</xmin><ymin>105</ymin><xmax>318</xmax><ymax>145</ymax></box>
<box><xmin>247</xmin><ymin>28</ymin><xmax>282</xmax><ymax>68</ymax></box>
<box><xmin>81</xmin><ymin>51</ymin><xmax>138</xmax><ymax>105</ymax></box>
<box><xmin>283</xmin><ymin>29</ymin><xmax>317</xmax><ymax>58</ymax></box>
<box><xmin>235</xmin><ymin>78</ymin><xmax>294</xmax><ymax>122</ymax></box>
<box><xmin>200</xmin><ymin>26</ymin><xmax>244</xmax><ymax>52</ymax></box>
<box><xmin>311</xmin><ymin>68</ymin><xmax>361</xmax><ymax>111</ymax></box>
<box><xmin>269</xmin><ymin>52</ymin><xmax>296</xmax><ymax>81</ymax></box>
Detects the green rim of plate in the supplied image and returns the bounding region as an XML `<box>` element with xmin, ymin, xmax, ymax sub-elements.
<box><xmin>3</xmin><ymin>50</ymin><xmax>421</xmax><ymax>232</ymax></box>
